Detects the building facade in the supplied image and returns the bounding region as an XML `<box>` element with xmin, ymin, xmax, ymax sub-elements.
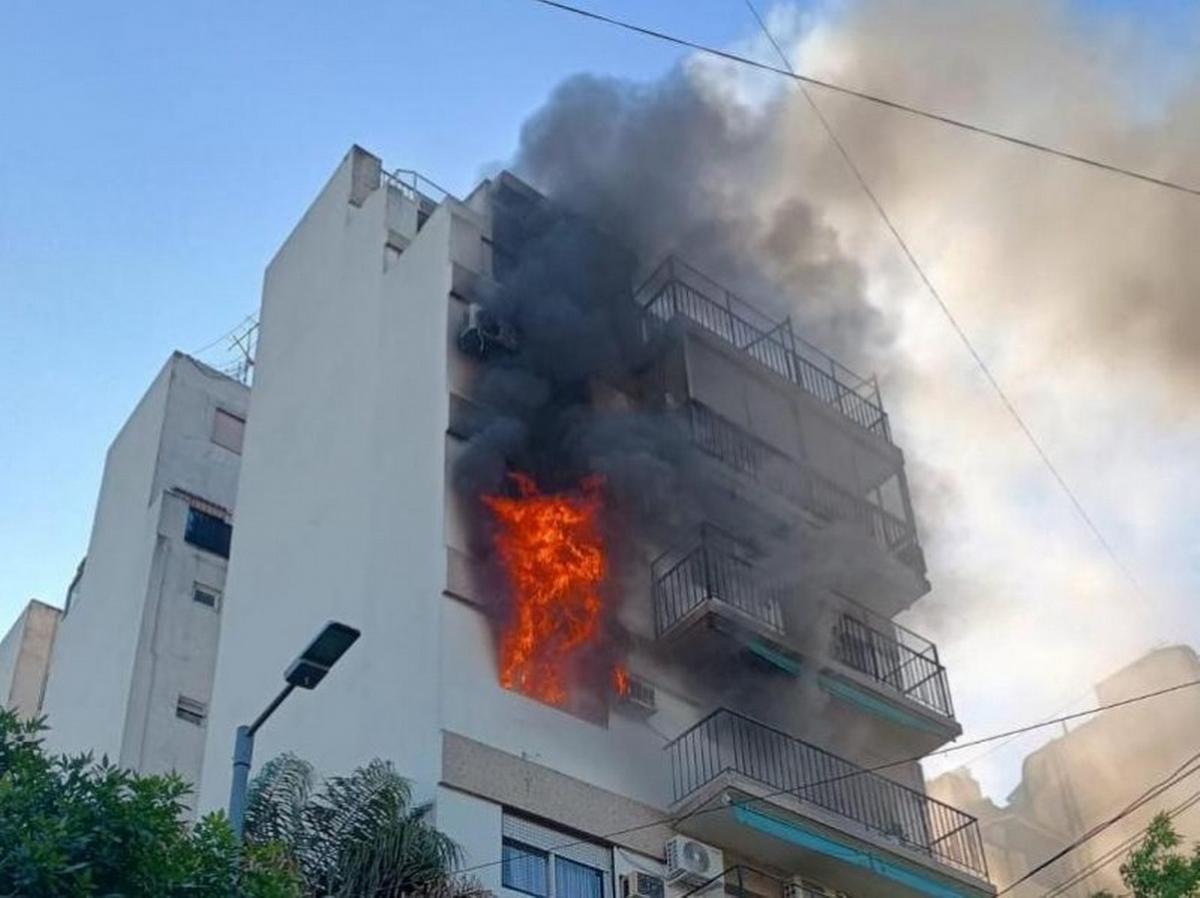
<box><xmin>930</xmin><ymin>645</ymin><xmax>1200</xmax><ymax>897</ymax></box>
<box><xmin>40</xmin><ymin>352</ymin><xmax>248</xmax><ymax>793</ymax></box>
<box><xmin>0</xmin><ymin>599</ymin><xmax>61</xmax><ymax>719</ymax></box>
<box><xmin>198</xmin><ymin>147</ymin><xmax>992</xmax><ymax>898</ymax></box>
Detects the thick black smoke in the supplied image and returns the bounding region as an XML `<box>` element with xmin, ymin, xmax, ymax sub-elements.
<box><xmin>450</xmin><ymin>69</ymin><xmax>894</xmax><ymax>737</ymax></box>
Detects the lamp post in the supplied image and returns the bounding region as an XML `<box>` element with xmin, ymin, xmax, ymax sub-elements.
<box><xmin>228</xmin><ymin>620</ymin><xmax>360</xmax><ymax>840</ymax></box>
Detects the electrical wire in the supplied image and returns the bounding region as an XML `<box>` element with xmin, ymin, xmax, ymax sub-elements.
<box><xmin>524</xmin><ymin>0</ymin><xmax>1200</xmax><ymax>199</ymax></box>
<box><xmin>1040</xmin><ymin>785</ymin><xmax>1200</xmax><ymax>897</ymax></box>
<box><xmin>738</xmin><ymin>0</ymin><xmax>1144</xmax><ymax>603</ymax></box>
<box><xmin>997</xmin><ymin>748</ymin><xmax>1200</xmax><ymax>894</ymax></box>
<box><xmin>392</xmin><ymin>677</ymin><xmax>1200</xmax><ymax>886</ymax></box>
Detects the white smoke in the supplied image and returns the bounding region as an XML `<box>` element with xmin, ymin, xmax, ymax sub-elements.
<box><xmin>511</xmin><ymin>0</ymin><xmax>1200</xmax><ymax>798</ymax></box>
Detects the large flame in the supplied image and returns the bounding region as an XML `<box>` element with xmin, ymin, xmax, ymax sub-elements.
<box><xmin>483</xmin><ymin>473</ymin><xmax>608</xmax><ymax>706</ymax></box>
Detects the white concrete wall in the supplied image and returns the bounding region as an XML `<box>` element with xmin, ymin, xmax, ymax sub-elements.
<box><xmin>41</xmin><ymin>361</ymin><xmax>173</xmax><ymax>759</ymax></box>
<box><xmin>41</xmin><ymin>353</ymin><xmax>247</xmax><ymax>779</ymax></box>
<box><xmin>198</xmin><ymin>147</ymin><xmax>459</xmax><ymax>811</ymax></box>
<box><xmin>0</xmin><ymin>600</ymin><xmax>61</xmax><ymax>718</ymax></box>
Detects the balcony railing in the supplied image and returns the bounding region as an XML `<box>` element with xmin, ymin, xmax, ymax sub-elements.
<box><xmin>652</xmin><ymin>527</ymin><xmax>787</xmax><ymax>638</ymax></box>
<box><xmin>833</xmin><ymin>611</ymin><xmax>954</xmax><ymax>719</ymax></box>
<box><xmin>637</xmin><ymin>256</ymin><xmax>891</xmax><ymax>443</ymax></box>
<box><xmin>687</xmin><ymin>402</ymin><xmax>923</xmax><ymax>574</ymax></box>
<box><xmin>666</xmin><ymin>709</ymin><xmax>987</xmax><ymax>879</ymax></box>
<box><xmin>652</xmin><ymin>530</ymin><xmax>953</xmax><ymax>719</ymax></box>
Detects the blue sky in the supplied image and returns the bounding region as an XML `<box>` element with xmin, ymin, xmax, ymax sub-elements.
<box><xmin>0</xmin><ymin>0</ymin><xmax>762</xmax><ymax>622</ymax></box>
<box><xmin>3</xmin><ymin>0</ymin><xmax>1198</xmax><ymax>804</ymax></box>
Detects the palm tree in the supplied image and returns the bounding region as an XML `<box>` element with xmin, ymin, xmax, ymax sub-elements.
<box><xmin>244</xmin><ymin>754</ymin><xmax>467</xmax><ymax>898</ymax></box>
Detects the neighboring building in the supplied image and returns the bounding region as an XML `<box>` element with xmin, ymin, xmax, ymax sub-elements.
<box><xmin>0</xmin><ymin>599</ymin><xmax>62</xmax><ymax>718</ymax></box>
<box><xmin>930</xmin><ymin>645</ymin><xmax>1200</xmax><ymax>897</ymax></box>
<box><xmin>40</xmin><ymin>352</ymin><xmax>248</xmax><ymax>794</ymax></box>
<box><xmin>199</xmin><ymin>146</ymin><xmax>992</xmax><ymax>898</ymax></box>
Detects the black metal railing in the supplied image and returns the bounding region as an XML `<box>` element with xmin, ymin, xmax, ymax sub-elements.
<box><xmin>832</xmin><ymin>613</ymin><xmax>954</xmax><ymax>719</ymax></box>
<box><xmin>652</xmin><ymin>528</ymin><xmax>953</xmax><ymax>719</ymax></box>
<box><xmin>687</xmin><ymin>403</ymin><xmax>923</xmax><ymax>573</ymax></box>
<box><xmin>637</xmin><ymin>257</ymin><xmax>891</xmax><ymax>443</ymax></box>
<box><xmin>666</xmin><ymin>710</ymin><xmax>987</xmax><ymax>879</ymax></box>
<box><xmin>652</xmin><ymin>528</ymin><xmax>786</xmax><ymax>638</ymax></box>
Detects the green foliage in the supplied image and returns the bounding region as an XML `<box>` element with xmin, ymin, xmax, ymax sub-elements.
<box><xmin>0</xmin><ymin>708</ymin><xmax>300</xmax><ymax>897</ymax></box>
<box><xmin>1091</xmin><ymin>813</ymin><xmax>1200</xmax><ymax>898</ymax></box>
<box><xmin>245</xmin><ymin>753</ymin><xmax>470</xmax><ymax>898</ymax></box>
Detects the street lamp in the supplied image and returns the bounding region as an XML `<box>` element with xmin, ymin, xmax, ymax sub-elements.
<box><xmin>228</xmin><ymin>620</ymin><xmax>361</xmax><ymax>839</ymax></box>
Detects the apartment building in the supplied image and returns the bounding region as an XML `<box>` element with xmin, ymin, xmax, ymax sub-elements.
<box><xmin>0</xmin><ymin>599</ymin><xmax>61</xmax><ymax>718</ymax></box>
<box><xmin>931</xmin><ymin>645</ymin><xmax>1200</xmax><ymax>896</ymax></box>
<box><xmin>39</xmin><ymin>352</ymin><xmax>248</xmax><ymax>791</ymax></box>
<box><xmin>197</xmin><ymin>146</ymin><xmax>991</xmax><ymax>898</ymax></box>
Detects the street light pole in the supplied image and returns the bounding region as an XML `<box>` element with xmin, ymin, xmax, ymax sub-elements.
<box><xmin>228</xmin><ymin>682</ymin><xmax>295</xmax><ymax>838</ymax></box>
<box><xmin>227</xmin><ymin>621</ymin><xmax>360</xmax><ymax>841</ymax></box>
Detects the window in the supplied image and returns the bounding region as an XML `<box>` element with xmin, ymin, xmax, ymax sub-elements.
<box><xmin>555</xmin><ymin>858</ymin><xmax>603</xmax><ymax>898</ymax></box>
<box><xmin>193</xmin><ymin>584</ymin><xmax>221</xmax><ymax>610</ymax></box>
<box><xmin>185</xmin><ymin>507</ymin><xmax>232</xmax><ymax>559</ymax></box>
<box><xmin>503</xmin><ymin>840</ymin><xmax>549</xmax><ymax>897</ymax></box>
<box><xmin>211</xmin><ymin>408</ymin><xmax>246</xmax><ymax>454</ymax></box>
<box><xmin>176</xmin><ymin>696</ymin><xmax>207</xmax><ymax>726</ymax></box>
<box><xmin>502</xmin><ymin>815</ymin><xmax>611</xmax><ymax>898</ymax></box>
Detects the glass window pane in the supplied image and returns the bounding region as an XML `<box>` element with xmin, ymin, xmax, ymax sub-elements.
<box><xmin>502</xmin><ymin>839</ymin><xmax>548</xmax><ymax>897</ymax></box>
<box><xmin>555</xmin><ymin>857</ymin><xmax>603</xmax><ymax>898</ymax></box>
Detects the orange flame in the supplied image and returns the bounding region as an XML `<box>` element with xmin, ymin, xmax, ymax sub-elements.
<box><xmin>483</xmin><ymin>473</ymin><xmax>607</xmax><ymax>706</ymax></box>
<box><xmin>612</xmin><ymin>665</ymin><xmax>630</xmax><ymax>697</ymax></box>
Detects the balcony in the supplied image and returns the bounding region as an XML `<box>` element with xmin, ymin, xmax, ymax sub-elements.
<box><xmin>652</xmin><ymin>529</ymin><xmax>954</xmax><ymax>722</ymax></box>
<box><xmin>686</xmin><ymin>401</ymin><xmax>924</xmax><ymax>576</ymax></box>
<box><xmin>666</xmin><ymin>710</ymin><xmax>989</xmax><ymax>894</ymax></box>
<box><xmin>637</xmin><ymin>256</ymin><xmax>891</xmax><ymax>443</ymax></box>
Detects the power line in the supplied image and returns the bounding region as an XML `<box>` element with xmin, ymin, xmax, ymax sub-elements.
<box><xmin>1041</xmin><ymin>785</ymin><xmax>1200</xmax><ymax>897</ymax></box>
<box><xmin>998</xmin><ymin>747</ymin><xmax>1200</xmax><ymax>894</ymax></box>
<box><xmin>525</xmin><ymin>0</ymin><xmax>1200</xmax><ymax>199</ymax></box>
<box><xmin>738</xmin><ymin>0</ymin><xmax>1143</xmax><ymax>598</ymax></box>
<box><xmin>405</xmin><ymin>677</ymin><xmax>1200</xmax><ymax>885</ymax></box>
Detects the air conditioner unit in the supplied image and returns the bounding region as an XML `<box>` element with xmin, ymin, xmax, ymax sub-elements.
<box><xmin>664</xmin><ymin>836</ymin><xmax>723</xmax><ymax>888</ymax></box>
<box><xmin>615</xmin><ymin>674</ymin><xmax>657</xmax><ymax>717</ymax></box>
<box><xmin>457</xmin><ymin>303</ymin><xmax>519</xmax><ymax>359</ymax></box>
<box><xmin>622</xmin><ymin>872</ymin><xmax>666</xmax><ymax>898</ymax></box>
<box><xmin>783</xmin><ymin>879</ymin><xmax>852</xmax><ymax>898</ymax></box>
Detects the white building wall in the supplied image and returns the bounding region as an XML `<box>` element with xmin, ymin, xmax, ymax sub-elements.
<box><xmin>0</xmin><ymin>600</ymin><xmax>61</xmax><ymax>718</ymax></box>
<box><xmin>199</xmin><ymin>147</ymin><xmax>460</xmax><ymax>811</ymax></box>
<box><xmin>41</xmin><ymin>353</ymin><xmax>247</xmax><ymax>790</ymax></box>
<box><xmin>41</xmin><ymin>362</ymin><xmax>172</xmax><ymax>759</ymax></box>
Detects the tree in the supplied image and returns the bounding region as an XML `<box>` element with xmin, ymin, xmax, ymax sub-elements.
<box><xmin>0</xmin><ymin>709</ymin><xmax>300</xmax><ymax>897</ymax></box>
<box><xmin>1092</xmin><ymin>813</ymin><xmax>1200</xmax><ymax>898</ymax></box>
<box><xmin>244</xmin><ymin>753</ymin><xmax>478</xmax><ymax>898</ymax></box>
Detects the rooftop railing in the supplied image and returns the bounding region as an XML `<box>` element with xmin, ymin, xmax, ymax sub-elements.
<box><xmin>686</xmin><ymin>402</ymin><xmax>923</xmax><ymax>574</ymax></box>
<box><xmin>651</xmin><ymin>528</ymin><xmax>953</xmax><ymax>719</ymax></box>
<box><xmin>637</xmin><ymin>257</ymin><xmax>891</xmax><ymax>443</ymax></box>
<box><xmin>666</xmin><ymin>709</ymin><xmax>987</xmax><ymax>879</ymax></box>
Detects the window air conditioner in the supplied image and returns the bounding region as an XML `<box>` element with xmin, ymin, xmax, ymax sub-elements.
<box><xmin>457</xmin><ymin>303</ymin><xmax>519</xmax><ymax>359</ymax></box>
<box><xmin>622</xmin><ymin>872</ymin><xmax>666</xmax><ymax>898</ymax></box>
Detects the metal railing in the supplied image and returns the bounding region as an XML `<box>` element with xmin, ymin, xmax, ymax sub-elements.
<box><xmin>382</xmin><ymin>168</ymin><xmax>451</xmax><ymax>208</ymax></box>
<box><xmin>832</xmin><ymin>612</ymin><xmax>954</xmax><ymax>719</ymax></box>
<box><xmin>687</xmin><ymin>402</ymin><xmax>923</xmax><ymax>573</ymax></box>
<box><xmin>652</xmin><ymin>528</ymin><xmax>953</xmax><ymax>719</ymax></box>
<box><xmin>637</xmin><ymin>257</ymin><xmax>891</xmax><ymax>442</ymax></box>
<box><xmin>666</xmin><ymin>709</ymin><xmax>987</xmax><ymax>879</ymax></box>
<box><xmin>652</xmin><ymin>527</ymin><xmax>786</xmax><ymax>638</ymax></box>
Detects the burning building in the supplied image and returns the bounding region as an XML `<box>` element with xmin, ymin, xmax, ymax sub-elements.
<box><xmin>196</xmin><ymin>147</ymin><xmax>994</xmax><ymax>898</ymax></box>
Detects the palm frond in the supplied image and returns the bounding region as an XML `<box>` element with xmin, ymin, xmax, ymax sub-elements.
<box><xmin>244</xmin><ymin>753</ymin><xmax>314</xmax><ymax>848</ymax></box>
